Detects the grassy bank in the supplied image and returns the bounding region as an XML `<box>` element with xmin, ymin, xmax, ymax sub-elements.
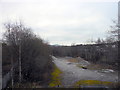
<box><xmin>49</xmin><ymin>64</ymin><xmax>63</xmax><ymax>87</ymax></box>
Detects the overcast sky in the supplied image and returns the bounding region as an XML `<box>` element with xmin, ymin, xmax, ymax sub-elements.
<box><xmin>0</xmin><ymin>0</ymin><xmax>119</xmax><ymax>45</ymax></box>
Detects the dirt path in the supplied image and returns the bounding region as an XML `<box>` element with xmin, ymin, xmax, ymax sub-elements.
<box><xmin>52</xmin><ymin>56</ymin><xmax>118</xmax><ymax>87</ymax></box>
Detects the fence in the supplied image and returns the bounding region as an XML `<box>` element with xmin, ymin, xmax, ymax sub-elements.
<box><xmin>2</xmin><ymin>61</ymin><xmax>18</xmax><ymax>89</ymax></box>
<box><xmin>2</xmin><ymin>71</ymin><xmax>11</xmax><ymax>89</ymax></box>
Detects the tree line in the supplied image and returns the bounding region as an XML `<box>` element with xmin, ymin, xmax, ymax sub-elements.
<box><xmin>2</xmin><ymin>22</ymin><xmax>54</xmax><ymax>86</ymax></box>
<box><xmin>51</xmin><ymin>42</ymin><xmax>118</xmax><ymax>67</ymax></box>
<box><xmin>51</xmin><ymin>21</ymin><xmax>119</xmax><ymax>69</ymax></box>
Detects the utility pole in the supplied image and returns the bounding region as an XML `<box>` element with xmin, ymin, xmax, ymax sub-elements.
<box><xmin>118</xmin><ymin>1</ymin><xmax>120</xmax><ymax>41</ymax></box>
<box><xmin>8</xmin><ymin>27</ymin><xmax>14</xmax><ymax>87</ymax></box>
<box><xmin>19</xmin><ymin>38</ymin><xmax>22</xmax><ymax>83</ymax></box>
<box><xmin>118</xmin><ymin>1</ymin><xmax>120</xmax><ymax>83</ymax></box>
<box><xmin>11</xmin><ymin>55</ymin><xmax>13</xmax><ymax>87</ymax></box>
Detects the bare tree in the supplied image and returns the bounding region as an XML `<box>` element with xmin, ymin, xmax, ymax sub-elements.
<box><xmin>106</xmin><ymin>20</ymin><xmax>119</xmax><ymax>43</ymax></box>
<box><xmin>4</xmin><ymin>22</ymin><xmax>29</xmax><ymax>83</ymax></box>
<box><xmin>3</xmin><ymin>21</ymin><xmax>53</xmax><ymax>84</ymax></box>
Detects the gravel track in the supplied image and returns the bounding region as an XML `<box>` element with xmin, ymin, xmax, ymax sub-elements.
<box><xmin>52</xmin><ymin>57</ymin><xmax>118</xmax><ymax>87</ymax></box>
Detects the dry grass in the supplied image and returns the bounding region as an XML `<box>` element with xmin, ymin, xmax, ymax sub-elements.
<box><xmin>73</xmin><ymin>80</ymin><xmax>119</xmax><ymax>88</ymax></box>
<box><xmin>86</xmin><ymin>63</ymin><xmax>114</xmax><ymax>70</ymax></box>
<box><xmin>77</xmin><ymin>65</ymin><xmax>87</xmax><ymax>69</ymax></box>
<box><xmin>77</xmin><ymin>61</ymin><xmax>114</xmax><ymax>71</ymax></box>
<box><xmin>67</xmin><ymin>58</ymin><xmax>79</xmax><ymax>63</ymax></box>
<box><xmin>77</xmin><ymin>63</ymin><xmax>115</xmax><ymax>72</ymax></box>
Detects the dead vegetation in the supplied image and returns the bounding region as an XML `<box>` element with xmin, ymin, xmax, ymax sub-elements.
<box><xmin>67</xmin><ymin>58</ymin><xmax>79</xmax><ymax>63</ymax></box>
